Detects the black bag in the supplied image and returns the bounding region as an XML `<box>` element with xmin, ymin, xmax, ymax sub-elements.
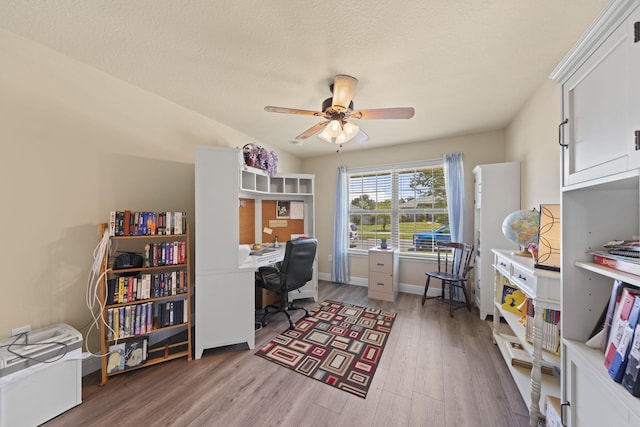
<box><xmin>113</xmin><ymin>252</ymin><xmax>143</xmax><ymax>276</ymax></box>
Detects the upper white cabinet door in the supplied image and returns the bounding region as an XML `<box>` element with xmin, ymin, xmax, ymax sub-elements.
<box><xmin>627</xmin><ymin>9</ymin><xmax>640</xmax><ymax>169</ymax></box>
<box><xmin>562</xmin><ymin>19</ymin><xmax>631</xmax><ymax>186</ymax></box>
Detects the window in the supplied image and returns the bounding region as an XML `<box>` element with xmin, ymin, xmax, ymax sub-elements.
<box><xmin>347</xmin><ymin>160</ymin><xmax>449</xmax><ymax>254</ymax></box>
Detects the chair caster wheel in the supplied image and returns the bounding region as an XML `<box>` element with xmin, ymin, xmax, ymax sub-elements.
<box><xmin>261</xmin><ymin>321</ymin><xmax>267</xmax><ymax>327</ymax></box>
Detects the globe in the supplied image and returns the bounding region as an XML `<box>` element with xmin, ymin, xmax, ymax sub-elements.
<box><xmin>502</xmin><ymin>209</ymin><xmax>540</xmax><ymax>257</ymax></box>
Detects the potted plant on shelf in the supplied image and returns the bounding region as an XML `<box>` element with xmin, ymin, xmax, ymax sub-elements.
<box><xmin>243</xmin><ymin>143</ymin><xmax>278</xmax><ymax>177</ymax></box>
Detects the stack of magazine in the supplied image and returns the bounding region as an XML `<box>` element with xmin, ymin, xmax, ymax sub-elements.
<box><xmin>603</xmin><ymin>240</ymin><xmax>640</xmax><ymax>258</ymax></box>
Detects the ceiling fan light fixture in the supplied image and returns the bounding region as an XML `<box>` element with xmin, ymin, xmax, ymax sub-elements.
<box><xmin>318</xmin><ymin>128</ymin><xmax>333</xmax><ymax>143</ymax></box>
<box><xmin>342</xmin><ymin>121</ymin><xmax>359</xmax><ymax>138</ymax></box>
<box><xmin>327</xmin><ymin>119</ymin><xmax>342</xmax><ymax>137</ymax></box>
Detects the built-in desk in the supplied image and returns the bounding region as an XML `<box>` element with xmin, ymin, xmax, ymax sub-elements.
<box><xmin>194</xmin><ymin>145</ymin><xmax>316</xmax><ymax>359</ymax></box>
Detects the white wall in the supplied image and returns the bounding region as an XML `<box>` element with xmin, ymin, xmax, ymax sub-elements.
<box><xmin>505</xmin><ymin>78</ymin><xmax>562</xmax><ymax>207</ymax></box>
<box><xmin>301</xmin><ymin>130</ymin><xmax>507</xmax><ymax>290</ymax></box>
<box><xmin>0</xmin><ymin>29</ymin><xmax>300</xmax><ymax>353</ymax></box>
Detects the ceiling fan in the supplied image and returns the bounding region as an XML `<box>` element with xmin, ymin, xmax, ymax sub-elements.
<box><xmin>264</xmin><ymin>74</ymin><xmax>415</xmax><ymax>146</ymax></box>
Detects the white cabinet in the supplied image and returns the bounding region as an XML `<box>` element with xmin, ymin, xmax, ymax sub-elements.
<box><xmin>473</xmin><ymin>162</ymin><xmax>520</xmax><ymax>320</ymax></box>
<box><xmin>195</xmin><ymin>146</ymin><xmax>255</xmax><ymax>359</ymax></box>
<box><xmin>551</xmin><ymin>1</ymin><xmax>640</xmax><ymax>424</ymax></box>
<box><xmin>551</xmin><ymin>0</ymin><xmax>640</xmax><ymax>187</ymax></box>
<box><xmin>563</xmin><ymin>339</ymin><xmax>640</xmax><ymax>426</ymax></box>
<box><xmin>492</xmin><ymin>250</ymin><xmax>561</xmax><ymax>427</ymax></box>
<box><xmin>368</xmin><ymin>248</ymin><xmax>398</xmax><ymax>302</ymax></box>
<box><xmin>627</xmin><ymin>7</ymin><xmax>640</xmax><ymax>169</ymax></box>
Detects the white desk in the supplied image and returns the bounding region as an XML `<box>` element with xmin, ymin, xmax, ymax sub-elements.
<box><xmin>239</xmin><ymin>245</ymin><xmax>285</xmax><ymax>270</ymax></box>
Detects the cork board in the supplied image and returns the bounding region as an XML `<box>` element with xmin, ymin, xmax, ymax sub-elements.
<box><xmin>239</xmin><ymin>198</ymin><xmax>255</xmax><ymax>245</ymax></box>
<box><xmin>261</xmin><ymin>200</ymin><xmax>304</xmax><ymax>243</ymax></box>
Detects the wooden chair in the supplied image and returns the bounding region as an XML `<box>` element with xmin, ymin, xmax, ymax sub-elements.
<box><xmin>422</xmin><ymin>242</ymin><xmax>474</xmax><ymax>317</ymax></box>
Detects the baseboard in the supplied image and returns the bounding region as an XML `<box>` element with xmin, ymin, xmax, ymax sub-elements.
<box><xmin>317</xmin><ymin>272</ymin><xmax>442</xmax><ymax>297</ymax></box>
<box><xmin>82</xmin><ymin>353</ymin><xmax>102</xmax><ymax>376</ymax></box>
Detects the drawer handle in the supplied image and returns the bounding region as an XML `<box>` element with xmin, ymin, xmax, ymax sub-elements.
<box><xmin>499</xmin><ymin>262</ymin><xmax>506</xmax><ymax>267</ymax></box>
<box><xmin>558</xmin><ymin>118</ymin><xmax>569</xmax><ymax>148</ymax></box>
<box><xmin>377</xmin><ymin>282</ymin><xmax>385</xmax><ymax>286</ymax></box>
<box><xmin>518</xmin><ymin>274</ymin><xmax>527</xmax><ymax>281</ymax></box>
<box><xmin>635</xmin><ymin>21</ymin><xmax>640</xmax><ymax>43</ymax></box>
<box><xmin>635</xmin><ymin>130</ymin><xmax>640</xmax><ymax>151</ymax></box>
<box><xmin>376</xmin><ymin>263</ymin><xmax>385</xmax><ymax>266</ymax></box>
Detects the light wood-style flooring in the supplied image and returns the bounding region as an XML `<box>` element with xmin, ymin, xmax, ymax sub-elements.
<box><xmin>43</xmin><ymin>281</ymin><xmax>529</xmax><ymax>427</ymax></box>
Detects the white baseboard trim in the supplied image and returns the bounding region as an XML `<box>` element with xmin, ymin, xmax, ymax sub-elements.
<box><xmin>317</xmin><ymin>272</ymin><xmax>442</xmax><ymax>297</ymax></box>
<box><xmin>82</xmin><ymin>354</ymin><xmax>102</xmax><ymax>376</ymax></box>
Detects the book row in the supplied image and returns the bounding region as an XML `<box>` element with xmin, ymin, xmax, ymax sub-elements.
<box><xmin>107</xmin><ymin>336</ymin><xmax>149</xmax><ymax>374</ymax></box>
<box><xmin>143</xmin><ymin>241</ymin><xmax>186</xmax><ymax>267</ymax></box>
<box><xmin>106</xmin><ymin>271</ymin><xmax>187</xmax><ymax>305</ymax></box>
<box><xmin>109</xmin><ymin>210</ymin><xmax>187</xmax><ymax>236</ymax></box>
<box><xmin>602</xmin><ymin>280</ymin><xmax>640</xmax><ymax>397</ymax></box>
<box><xmin>500</xmin><ymin>280</ymin><xmax>561</xmax><ymax>355</ymax></box>
<box><xmin>524</xmin><ymin>299</ymin><xmax>561</xmax><ymax>355</ymax></box>
<box><xmin>105</xmin><ymin>299</ymin><xmax>188</xmax><ymax>341</ymax></box>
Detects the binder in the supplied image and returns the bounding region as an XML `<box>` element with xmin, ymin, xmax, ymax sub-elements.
<box><xmin>622</xmin><ymin>326</ymin><xmax>640</xmax><ymax>396</ymax></box>
<box><xmin>608</xmin><ymin>295</ymin><xmax>640</xmax><ymax>382</ymax></box>
<box><xmin>604</xmin><ymin>287</ymin><xmax>640</xmax><ymax>369</ymax></box>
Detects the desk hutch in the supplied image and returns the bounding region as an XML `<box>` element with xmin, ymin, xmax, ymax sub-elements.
<box><xmin>194</xmin><ymin>146</ymin><xmax>316</xmax><ymax>359</ymax></box>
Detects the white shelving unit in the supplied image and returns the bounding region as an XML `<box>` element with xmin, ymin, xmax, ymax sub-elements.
<box><xmin>473</xmin><ymin>162</ymin><xmax>520</xmax><ymax>320</ymax></box>
<box><xmin>550</xmin><ymin>1</ymin><xmax>640</xmax><ymax>425</ymax></box>
<box><xmin>492</xmin><ymin>249</ymin><xmax>560</xmax><ymax>426</ymax></box>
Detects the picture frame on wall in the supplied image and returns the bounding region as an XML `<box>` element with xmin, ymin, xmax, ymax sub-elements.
<box><xmin>276</xmin><ymin>200</ymin><xmax>290</xmax><ymax>219</ymax></box>
<box><xmin>535</xmin><ymin>204</ymin><xmax>561</xmax><ymax>272</ymax></box>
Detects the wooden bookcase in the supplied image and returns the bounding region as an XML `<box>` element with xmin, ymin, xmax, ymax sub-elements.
<box><xmin>98</xmin><ymin>221</ymin><xmax>192</xmax><ymax>386</ymax></box>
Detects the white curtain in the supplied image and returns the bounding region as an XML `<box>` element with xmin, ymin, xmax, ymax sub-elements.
<box><xmin>444</xmin><ymin>152</ymin><xmax>465</xmax><ymax>300</ymax></box>
<box><xmin>332</xmin><ymin>166</ymin><xmax>350</xmax><ymax>283</ymax></box>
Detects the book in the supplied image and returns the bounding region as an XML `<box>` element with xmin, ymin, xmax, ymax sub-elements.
<box><xmin>603</xmin><ymin>280</ymin><xmax>626</xmax><ymax>353</ymax></box>
<box><xmin>592</xmin><ymin>251</ymin><xmax>640</xmax><ymax>276</ymax></box>
<box><xmin>123</xmin><ymin>210</ymin><xmax>131</xmax><ymax>236</ymax></box>
<box><xmin>124</xmin><ymin>337</ymin><xmax>148</xmax><ymax>369</ymax></box>
<box><xmin>501</xmin><ymin>281</ymin><xmax>519</xmax><ymax>305</ymax></box>
<box><xmin>106</xmin><ymin>343</ymin><xmax>126</xmax><ymax>373</ymax></box>
<box><xmin>504</xmin><ymin>336</ymin><xmax>554</xmax><ymax>375</ymax></box>
<box><xmin>109</xmin><ymin>211</ymin><xmax>117</xmax><ymax>236</ymax></box>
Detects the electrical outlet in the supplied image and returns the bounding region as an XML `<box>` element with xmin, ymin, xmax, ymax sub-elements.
<box><xmin>11</xmin><ymin>325</ymin><xmax>31</xmax><ymax>336</ymax></box>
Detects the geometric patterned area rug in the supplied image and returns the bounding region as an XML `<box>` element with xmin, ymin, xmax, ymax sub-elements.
<box><xmin>255</xmin><ymin>300</ymin><xmax>397</xmax><ymax>399</ymax></box>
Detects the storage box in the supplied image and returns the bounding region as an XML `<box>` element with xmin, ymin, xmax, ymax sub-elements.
<box><xmin>545</xmin><ymin>395</ymin><xmax>562</xmax><ymax>427</ymax></box>
<box><xmin>0</xmin><ymin>323</ymin><xmax>82</xmax><ymax>427</ymax></box>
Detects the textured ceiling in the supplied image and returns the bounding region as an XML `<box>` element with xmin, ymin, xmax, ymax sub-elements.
<box><xmin>0</xmin><ymin>0</ymin><xmax>609</xmax><ymax>158</ymax></box>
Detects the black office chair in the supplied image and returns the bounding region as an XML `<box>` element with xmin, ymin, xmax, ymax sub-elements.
<box><xmin>256</xmin><ymin>238</ymin><xmax>318</xmax><ymax>329</ymax></box>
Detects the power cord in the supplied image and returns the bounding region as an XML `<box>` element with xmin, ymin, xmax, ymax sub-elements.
<box><xmin>0</xmin><ymin>332</ymin><xmax>68</xmax><ymax>364</ymax></box>
<box><xmin>83</xmin><ymin>229</ymin><xmax>118</xmax><ymax>358</ymax></box>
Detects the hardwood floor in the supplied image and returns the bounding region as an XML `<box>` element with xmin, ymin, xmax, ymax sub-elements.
<box><xmin>43</xmin><ymin>281</ymin><xmax>529</xmax><ymax>427</ymax></box>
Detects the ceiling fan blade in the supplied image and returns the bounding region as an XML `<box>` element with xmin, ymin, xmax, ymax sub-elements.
<box><xmin>331</xmin><ymin>75</ymin><xmax>358</xmax><ymax>112</ymax></box>
<box><xmin>353</xmin><ymin>128</ymin><xmax>369</xmax><ymax>143</ymax></box>
<box><xmin>295</xmin><ymin>121</ymin><xmax>329</xmax><ymax>139</ymax></box>
<box><xmin>350</xmin><ymin>107</ymin><xmax>415</xmax><ymax>120</ymax></box>
<box><xmin>264</xmin><ymin>106</ymin><xmax>324</xmax><ymax>117</ymax></box>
